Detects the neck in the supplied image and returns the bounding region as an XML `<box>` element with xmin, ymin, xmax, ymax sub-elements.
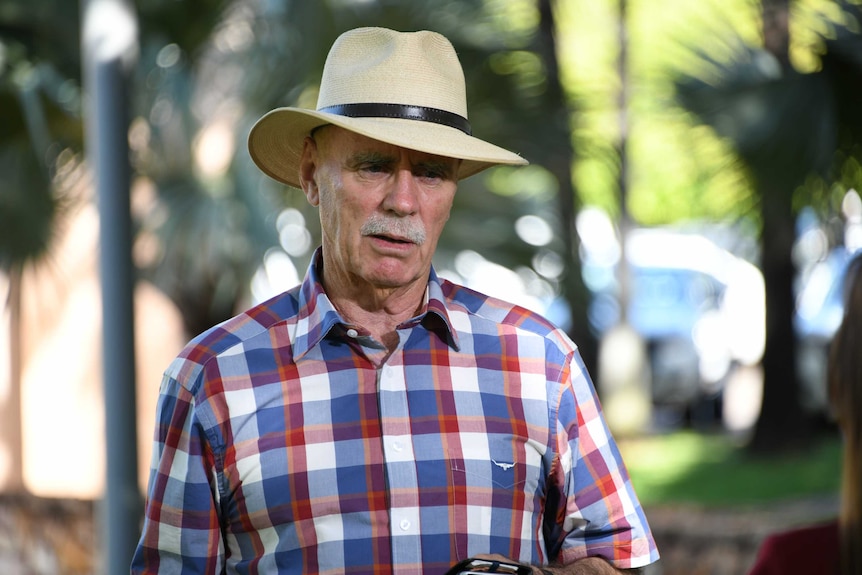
<box><xmin>320</xmin><ymin>263</ymin><xmax>427</xmax><ymax>351</ymax></box>
<box><xmin>332</xmin><ymin>295</ymin><xmax>417</xmax><ymax>351</ymax></box>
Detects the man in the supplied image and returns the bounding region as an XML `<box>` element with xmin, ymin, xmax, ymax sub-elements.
<box><xmin>132</xmin><ymin>27</ymin><xmax>658</xmax><ymax>574</ymax></box>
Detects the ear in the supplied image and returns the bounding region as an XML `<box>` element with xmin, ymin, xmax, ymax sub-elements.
<box><xmin>299</xmin><ymin>135</ymin><xmax>320</xmax><ymax>206</ymax></box>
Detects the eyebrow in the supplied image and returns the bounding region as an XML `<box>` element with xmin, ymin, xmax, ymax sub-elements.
<box><xmin>346</xmin><ymin>151</ymin><xmax>395</xmax><ymax>169</ymax></box>
<box><xmin>346</xmin><ymin>150</ymin><xmax>457</xmax><ymax>179</ymax></box>
<box><xmin>416</xmin><ymin>159</ymin><xmax>456</xmax><ymax>178</ymax></box>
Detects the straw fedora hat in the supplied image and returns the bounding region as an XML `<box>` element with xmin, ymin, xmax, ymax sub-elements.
<box><xmin>247</xmin><ymin>27</ymin><xmax>528</xmax><ymax>189</ymax></box>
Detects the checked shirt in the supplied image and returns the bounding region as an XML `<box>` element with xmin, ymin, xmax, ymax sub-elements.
<box><xmin>131</xmin><ymin>252</ymin><xmax>658</xmax><ymax>574</ymax></box>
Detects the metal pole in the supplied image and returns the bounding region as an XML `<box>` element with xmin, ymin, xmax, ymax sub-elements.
<box><xmin>81</xmin><ymin>1</ymin><xmax>141</xmax><ymax>572</ymax></box>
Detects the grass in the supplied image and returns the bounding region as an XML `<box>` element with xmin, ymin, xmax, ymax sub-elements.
<box><xmin>617</xmin><ymin>430</ymin><xmax>843</xmax><ymax>508</ymax></box>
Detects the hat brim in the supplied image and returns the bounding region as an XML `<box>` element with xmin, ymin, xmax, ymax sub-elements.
<box><xmin>247</xmin><ymin>107</ymin><xmax>529</xmax><ymax>189</ymax></box>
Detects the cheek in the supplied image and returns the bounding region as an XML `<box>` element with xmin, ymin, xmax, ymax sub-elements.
<box><xmin>318</xmin><ymin>188</ymin><xmax>366</xmax><ymax>243</ymax></box>
<box><xmin>316</xmin><ymin>193</ymin><xmax>337</xmax><ymax>232</ymax></box>
<box><xmin>427</xmin><ymin>196</ymin><xmax>455</xmax><ymax>233</ymax></box>
<box><xmin>317</xmin><ymin>193</ymin><xmax>350</xmax><ymax>250</ymax></box>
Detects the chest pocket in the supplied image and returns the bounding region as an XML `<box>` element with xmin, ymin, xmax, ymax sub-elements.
<box><xmin>450</xmin><ymin>437</ymin><xmax>527</xmax><ymax>490</ymax></box>
<box><xmin>448</xmin><ymin>435</ymin><xmax>543</xmax><ymax>561</ymax></box>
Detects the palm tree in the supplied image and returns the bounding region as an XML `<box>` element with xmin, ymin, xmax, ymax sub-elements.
<box><xmin>0</xmin><ymin>0</ymin><xmax>84</xmax><ymax>492</ymax></box>
<box><xmin>675</xmin><ymin>0</ymin><xmax>862</xmax><ymax>452</ymax></box>
<box><xmin>0</xmin><ymin>0</ymin><xmax>232</xmax><ymax>493</ymax></box>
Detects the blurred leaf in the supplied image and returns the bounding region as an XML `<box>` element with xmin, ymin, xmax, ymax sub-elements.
<box><xmin>137</xmin><ymin>0</ymin><xmax>230</xmax><ymax>56</ymax></box>
<box><xmin>0</xmin><ymin>0</ymin><xmax>83</xmax><ymax>270</ymax></box>
<box><xmin>674</xmin><ymin>2</ymin><xmax>862</xmax><ymax>196</ymax></box>
<box><xmin>0</xmin><ymin>139</ymin><xmax>56</xmax><ymax>268</ymax></box>
<box><xmin>676</xmin><ymin>47</ymin><xmax>836</xmax><ymax>192</ymax></box>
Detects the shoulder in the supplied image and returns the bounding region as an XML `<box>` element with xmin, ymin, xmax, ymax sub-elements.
<box><xmin>166</xmin><ymin>287</ymin><xmax>301</xmax><ymax>391</ymax></box>
<box><xmin>749</xmin><ymin>520</ymin><xmax>839</xmax><ymax>575</ymax></box>
<box><xmin>760</xmin><ymin>520</ymin><xmax>839</xmax><ymax>548</ymax></box>
<box><xmin>439</xmin><ymin>278</ymin><xmax>576</xmax><ymax>352</ymax></box>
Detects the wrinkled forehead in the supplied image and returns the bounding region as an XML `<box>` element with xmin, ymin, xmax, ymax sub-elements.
<box><xmin>314</xmin><ymin>125</ymin><xmax>461</xmax><ymax>169</ymax></box>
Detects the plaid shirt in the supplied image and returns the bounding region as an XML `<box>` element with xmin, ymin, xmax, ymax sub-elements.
<box><xmin>132</xmin><ymin>251</ymin><xmax>658</xmax><ymax>574</ymax></box>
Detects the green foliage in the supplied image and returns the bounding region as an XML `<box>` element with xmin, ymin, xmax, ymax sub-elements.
<box><xmin>554</xmin><ymin>0</ymin><xmax>861</xmax><ymax>226</ymax></box>
<box><xmin>674</xmin><ymin>0</ymin><xmax>862</xmax><ymax>224</ymax></box>
<box><xmin>621</xmin><ymin>431</ymin><xmax>842</xmax><ymax>507</ymax></box>
<box><xmin>0</xmin><ymin>0</ymin><xmax>80</xmax><ymax>82</ymax></box>
<box><xmin>0</xmin><ymin>0</ymin><xmax>83</xmax><ymax>270</ymax></box>
<box><xmin>0</xmin><ymin>140</ymin><xmax>56</xmax><ymax>268</ymax></box>
<box><xmin>557</xmin><ymin>0</ymin><xmax>763</xmax><ymax>224</ymax></box>
<box><xmin>20</xmin><ymin>0</ymin><xmax>862</xmax><ymax>347</ymax></box>
<box><xmin>137</xmin><ymin>0</ymin><xmax>229</xmax><ymax>57</ymax></box>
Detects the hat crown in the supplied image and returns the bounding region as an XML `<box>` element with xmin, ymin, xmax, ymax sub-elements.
<box><xmin>317</xmin><ymin>28</ymin><xmax>468</xmax><ymax>119</ymax></box>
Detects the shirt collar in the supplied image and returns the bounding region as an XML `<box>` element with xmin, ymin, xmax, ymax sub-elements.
<box><xmin>292</xmin><ymin>248</ymin><xmax>460</xmax><ymax>359</ymax></box>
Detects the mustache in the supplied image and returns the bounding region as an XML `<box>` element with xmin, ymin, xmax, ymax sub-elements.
<box><xmin>360</xmin><ymin>215</ymin><xmax>427</xmax><ymax>245</ymax></box>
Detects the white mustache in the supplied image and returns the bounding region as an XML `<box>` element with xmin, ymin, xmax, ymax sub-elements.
<box><xmin>360</xmin><ymin>215</ymin><xmax>426</xmax><ymax>245</ymax></box>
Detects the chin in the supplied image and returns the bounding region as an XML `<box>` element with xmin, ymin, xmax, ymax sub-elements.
<box><xmin>368</xmin><ymin>275</ymin><xmax>415</xmax><ymax>289</ymax></box>
<box><xmin>365</xmin><ymin>266</ymin><xmax>423</xmax><ymax>290</ymax></box>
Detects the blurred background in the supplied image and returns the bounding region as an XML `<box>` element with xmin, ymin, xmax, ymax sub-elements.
<box><xmin>1</xmin><ymin>0</ymin><xmax>861</xmax><ymax>573</ymax></box>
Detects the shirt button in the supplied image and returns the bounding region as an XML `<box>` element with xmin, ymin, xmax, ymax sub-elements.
<box><xmin>346</xmin><ymin>328</ymin><xmax>358</xmax><ymax>338</ymax></box>
<box><xmin>399</xmin><ymin>519</ymin><xmax>411</xmax><ymax>531</ymax></box>
<box><xmin>392</xmin><ymin>441</ymin><xmax>403</xmax><ymax>452</ymax></box>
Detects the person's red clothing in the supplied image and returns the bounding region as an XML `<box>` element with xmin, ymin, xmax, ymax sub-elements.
<box><xmin>748</xmin><ymin>520</ymin><xmax>840</xmax><ymax>575</ymax></box>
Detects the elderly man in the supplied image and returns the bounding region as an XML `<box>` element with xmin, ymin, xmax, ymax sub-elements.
<box><xmin>132</xmin><ymin>27</ymin><xmax>658</xmax><ymax>574</ymax></box>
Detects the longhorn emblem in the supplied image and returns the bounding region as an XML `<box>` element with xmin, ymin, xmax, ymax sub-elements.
<box><xmin>492</xmin><ymin>459</ymin><xmax>515</xmax><ymax>471</ymax></box>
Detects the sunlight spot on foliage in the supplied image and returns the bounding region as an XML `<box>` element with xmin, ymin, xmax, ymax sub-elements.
<box><xmin>276</xmin><ymin>208</ymin><xmax>311</xmax><ymax>257</ymax></box>
<box><xmin>56</xmin><ymin>79</ymin><xmax>81</xmax><ymax>111</ymax></box>
<box><xmin>156</xmin><ymin>44</ymin><xmax>181</xmax><ymax>69</ymax></box>
<box><xmin>515</xmin><ymin>214</ymin><xmax>553</xmax><ymax>247</ymax></box>
<box><xmin>149</xmin><ymin>97</ymin><xmax>174</xmax><ymax>127</ymax></box>
<box><xmin>488</xmin><ymin>50</ymin><xmax>544</xmax><ymax>95</ymax></box>
<box><xmin>128</xmin><ymin>117</ymin><xmax>150</xmax><ymax>154</ymax></box>
<box><xmin>215</xmin><ymin>17</ymin><xmax>255</xmax><ymax>54</ymax></box>
<box><xmin>450</xmin><ymin>250</ymin><xmax>547</xmax><ymax>317</ymax></box>
<box><xmin>251</xmin><ymin>248</ymin><xmax>299</xmax><ymax>304</ymax></box>
<box><xmin>194</xmin><ymin>121</ymin><xmax>235</xmax><ymax>179</ymax></box>
<box><xmin>532</xmin><ymin>249</ymin><xmax>564</xmax><ymax>281</ymax></box>
<box><xmin>843</xmin><ymin>189</ymin><xmax>862</xmax><ymax>251</ymax></box>
<box><xmin>576</xmin><ymin>207</ymin><xmax>620</xmax><ymax>268</ymax></box>
<box><xmin>484</xmin><ymin>0</ymin><xmax>537</xmax><ymax>37</ymax></box>
<box><xmin>485</xmin><ymin>165</ymin><xmax>555</xmax><ymax>199</ymax></box>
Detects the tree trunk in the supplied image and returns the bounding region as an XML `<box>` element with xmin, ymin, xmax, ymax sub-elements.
<box><xmin>750</xmin><ymin>183</ymin><xmax>810</xmax><ymax>452</ymax></box>
<box><xmin>535</xmin><ymin>0</ymin><xmax>598</xmax><ymax>375</ymax></box>
<box><xmin>749</xmin><ymin>0</ymin><xmax>812</xmax><ymax>452</ymax></box>
<box><xmin>761</xmin><ymin>0</ymin><xmax>790</xmax><ymax>67</ymax></box>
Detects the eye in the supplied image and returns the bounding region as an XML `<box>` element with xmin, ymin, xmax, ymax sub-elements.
<box><xmin>358</xmin><ymin>161</ymin><xmax>391</xmax><ymax>177</ymax></box>
<box><xmin>415</xmin><ymin>165</ymin><xmax>451</xmax><ymax>183</ymax></box>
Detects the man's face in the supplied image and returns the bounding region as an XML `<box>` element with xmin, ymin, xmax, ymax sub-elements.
<box><xmin>300</xmin><ymin>126</ymin><xmax>459</xmax><ymax>293</ymax></box>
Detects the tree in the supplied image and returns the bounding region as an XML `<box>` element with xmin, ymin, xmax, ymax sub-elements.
<box><xmin>0</xmin><ymin>0</ymin><xmax>231</xmax><ymax>491</ymax></box>
<box><xmin>0</xmin><ymin>0</ymin><xmax>84</xmax><ymax>492</ymax></box>
<box><xmin>534</xmin><ymin>0</ymin><xmax>596</xmax><ymax>372</ymax></box>
<box><xmin>753</xmin><ymin>0</ymin><xmax>805</xmax><ymax>452</ymax></box>
<box><xmin>675</xmin><ymin>0</ymin><xmax>862</xmax><ymax>451</ymax></box>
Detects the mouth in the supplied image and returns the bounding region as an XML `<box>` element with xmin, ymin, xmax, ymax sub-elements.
<box><xmin>369</xmin><ymin>233</ymin><xmax>413</xmax><ymax>245</ymax></box>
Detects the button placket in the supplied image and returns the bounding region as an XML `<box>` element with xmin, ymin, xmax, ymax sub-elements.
<box><xmin>377</xmin><ymin>360</ymin><xmax>422</xmax><ymax>565</ymax></box>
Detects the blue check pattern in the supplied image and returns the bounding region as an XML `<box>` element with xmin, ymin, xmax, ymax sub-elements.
<box><xmin>131</xmin><ymin>250</ymin><xmax>658</xmax><ymax>574</ymax></box>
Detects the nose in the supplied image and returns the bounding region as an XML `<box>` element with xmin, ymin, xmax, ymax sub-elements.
<box><xmin>383</xmin><ymin>167</ymin><xmax>420</xmax><ymax>216</ymax></box>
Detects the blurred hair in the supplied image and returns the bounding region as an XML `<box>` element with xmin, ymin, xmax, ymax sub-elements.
<box><xmin>827</xmin><ymin>251</ymin><xmax>862</xmax><ymax>575</ymax></box>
